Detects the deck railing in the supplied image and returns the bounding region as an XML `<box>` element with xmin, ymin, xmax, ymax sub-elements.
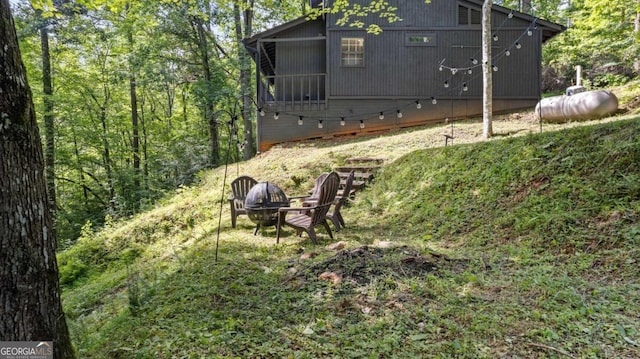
<box><xmin>259</xmin><ymin>73</ymin><xmax>326</xmax><ymax>110</ymax></box>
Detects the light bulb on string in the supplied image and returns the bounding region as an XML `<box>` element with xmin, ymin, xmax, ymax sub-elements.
<box><xmin>492</xmin><ymin>65</ymin><xmax>498</xmax><ymax>72</ymax></box>
<box><xmin>259</xmin><ymin>107</ymin><xmax>265</xmax><ymax>116</ymax></box>
<box><xmin>515</xmin><ymin>42</ymin><xmax>522</xmax><ymax>49</ymax></box>
<box><xmin>298</xmin><ymin>116</ymin><xmax>304</xmax><ymax>126</ymax></box>
<box><xmin>463</xmin><ymin>83</ymin><xmax>468</xmax><ymax>92</ymax></box>
<box><xmin>471</xmin><ymin>58</ymin><xmax>478</xmax><ymax>65</ymax></box>
<box><xmin>340</xmin><ymin>117</ymin><xmax>345</xmax><ymax>126</ymax></box>
<box><xmin>360</xmin><ymin>120</ymin><xmax>365</xmax><ymax>129</ymax></box>
<box><xmin>444</xmin><ymin>80</ymin><xmax>449</xmax><ymax>88</ymax></box>
<box><xmin>439</xmin><ymin>66</ymin><xmax>444</xmax><ymax>71</ymax></box>
<box><xmin>468</xmin><ymin>68</ymin><xmax>473</xmax><ymax>74</ymax></box>
<box><xmin>431</xmin><ymin>97</ymin><xmax>437</xmax><ymax>105</ymax></box>
<box><xmin>379</xmin><ymin>112</ymin><xmax>384</xmax><ymax>120</ymax></box>
<box><xmin>508</xmin><ymin>11</ymin><xmax>513</xmax><ymax>19</ymax></box>
<box><xmin>493</xmin><ymin>34</ymin><xmax>499</xmax><ymax>41</ymax></box>
<box><xmin>505</xmin><ymin>50</ymin><xmax>511</xmax><ymax>56</ymax></box>
<box><xmin>396</xmin><ymin>110</ymin><xmax>403</xmax><ymax>119</ymax></box>
<box><xmin>274</xmin><ymin>112</ymin><xmax>279</xmax><ymax>120</ymax></box>
<box><xmin>318</xmin><ymin>120</ymin><xmax>323</xmax><ymax>129</ymax></box>
<box><xmin>527</xmin><ymin>29</ymin><xmax>533</xmax><ymax>36</ymax></box>
<box><xmin>451</xmin><ymin>68</ymin><xmax>458</xmax><ymax>75</ymax></box>
<box><xmin>416</xmin><ymin>100</ymin><xmax>422</xmax><ymax>109</ymax></box>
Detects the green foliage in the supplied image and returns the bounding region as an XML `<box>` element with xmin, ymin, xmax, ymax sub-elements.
<box><xmin>543</xmin><ymin>0</ymin><xmax>639</xmax><ymax>86</ymax></box>
<box><xmin>58</xmin><ymin>222</ymin><xmax>111</xmax><ymax>287</ymax></box>
<box><xmin>366</xmin><ymin>118</ymin><xmax>640</xmax><ymax>251</ymax></box>
<box><xmin>60</xmin><ymin>112</ymin><xmax>640</xmax><ymax>358</ymax></box>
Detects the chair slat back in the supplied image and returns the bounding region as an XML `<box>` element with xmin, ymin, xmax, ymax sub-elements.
<box><xmin>231</xmin><ymin>176</ymin><xmax>258</xmax><ymax>208</ymax></box>
<box><xmin>310</xmin><ymin>172</ymin><xmax>340</xmax><ymax>225</ymax></box>
<box><xmin>308</xmin><ymin>172</ymin><xmax>329</xmax><ymax>200</ymax></box>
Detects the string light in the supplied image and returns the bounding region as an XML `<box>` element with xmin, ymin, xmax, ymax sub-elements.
<box><xmin>463</xmin><ymin>83</ymin><xmax>468</xmax><ymax>91</ymax></box>
<box><xmin>468</xmin><ymin>68</ymin><xmax>473</xmax><ymax>74</ymax></box>
<box><xmin>444</xmin><ymin>80</ymin><xmax>449</xmax><ymax>88</ymax></box>
<box><xmin>431</xmin><ymin>97</ymin><xmax>437</xmax><ymax>105</ymax></box>
<box><xmin>527</xmin><ymin>29</ymin><xmax>533</xmax><ymax>36</ymax></box>
<box><xmin>492</xmin><ymin>65</ymin><xmax>498</xmax><ymax>72</ymax></box>
<box><xmin>340</xmin><ymin>117</ymin><xmax>345</xmax><ymax>126</ymax></box>
<box><xmin>493</xmin><ymin>34</ymin><xmax>499</xmax><ymax>41</ymax></box>
<box><xmin>298</xmin><ymin>116</ymin><xmax>303</xmax><ymax>125</ymax></box>
<box><xmin>379</xmin><ymin>112</ymin><xmax>385</xmax><ymax>120</ymax></box>
<box><xmin>259</xmin><ymin>107</ymin><xmax>265</xmax><ymax>116</ymax></box>
<box><xmin>508</xmin><ymin>11</ymin><xmax>513</xmax><ymax>19</ymax></box>
<box><xmin>505</xmin><ymin>50</ymin><xmax>511</xmax><ymax>56</ymax></box>
<box><xmin>416</xmin><ymin>100</ymin><xmax>422</xmax><ymax>109</ymax></box>
<box><xmin>451</xmin><ymin>68</ymin><xmax>458</xmax><ymax>75</ymax></box>
<box><xmin>515</xmin><ymin>42</ymin><xmax>522</xmax><ymax>49</ymax></box>
<box><xmin>318</xmin><ymin>119</ymin><xmax>323</xmax><ymax>129</ymax></box>
<box><xmin>274</xmin><ymin>112</ymin><xmax>279</xmax><ymax>120</ymax></box>
<box><xmin>360</xmin><ymin>120</ymin><xmax>365</xmax><ymax>129</ymax></box>
<box><xmin>470</xmin><ymin>58</ymin><xmax>479</xmax><ymax>65</ymax></box>
<box><xmin>396</xmin><ymin>110</ymin><xmax>403</xmax><ymax>118</ymax></box>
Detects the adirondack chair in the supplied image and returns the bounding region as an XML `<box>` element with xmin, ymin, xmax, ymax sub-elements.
<box><xmin>276</xmin><ymin>172</ymin><xmax>340</xmax><ymax>244</ymax></box>
<box><xmin>228</xmin><ymin>175</ymin><xmax>258</xmax><ymax>228</ymax></box>
<box><xmin>326</xmin><ymin>170</ymin><xmax>355</xmax><ymax>231</ymax></box>
<box><xmin>289</xmin><ymin>172</ymin><xmax>328</xmax><ymax>203</ymax></box>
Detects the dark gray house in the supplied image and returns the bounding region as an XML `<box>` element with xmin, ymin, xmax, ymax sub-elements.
<box><xmin>244</xmin><ymin>0</ymin><xmax>565</xmax><ymax>152</ymax></box>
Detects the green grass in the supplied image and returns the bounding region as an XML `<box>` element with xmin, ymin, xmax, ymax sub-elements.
<box><xmin>61</xmin><ymin>109</ymin><xmax>639</xmax><ymax>358</ymax></box>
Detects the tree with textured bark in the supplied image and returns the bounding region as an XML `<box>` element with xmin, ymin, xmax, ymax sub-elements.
<box><xmin>234</xmin><ymin>0</ymin><xmax>256</xmax><ymax>159</ymax></box>
<box><xmin>482</xmin><ymin>0</ymin><xmax>493</xmax><ymax>139</ymax></box>
<box><xmin>0</xmin><ymin>0</ymin><xmax>75</xmax><ymax>357</ymax></box>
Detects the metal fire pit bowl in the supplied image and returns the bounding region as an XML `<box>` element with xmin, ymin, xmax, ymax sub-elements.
<box><xmin>244</xmin><ymin>182</ymin><xmax>289</xmax><ymax>234</ymax></box>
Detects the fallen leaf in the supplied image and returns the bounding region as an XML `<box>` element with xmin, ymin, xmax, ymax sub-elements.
<box><xmin>318</xmin><ymin>271</ymin><xmax>342</xmax><ymax>285</ymax></box>
<box><xmin>376</xmin><ymin>241</ymin><xmax>393</xmax><ymax>248</ymax></box>
<box><xmin>326</xmin><ymin>241</ymin><xmax>346</xmax><ymax>251</ymax></box>
<box><xmin>302</xmin><ymin>325</ymin><xmax>314</xmax><ymax>335</ymax></box>
<box><xmin>300</xmin><ymin>252</ymin><xmax>318</xmax><ymax>260</ymax></box>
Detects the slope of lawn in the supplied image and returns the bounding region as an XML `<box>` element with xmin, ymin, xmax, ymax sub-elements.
<box><xmin>59</xmin><ymin>92</ymin><xmax>639</xmax><ymax>358</ymax></box>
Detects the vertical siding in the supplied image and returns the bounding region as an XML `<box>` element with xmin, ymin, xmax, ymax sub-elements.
<box><xmin>326</xmin><ymin>0</ymin><xmax>542</xmax><ymax>100</ymax></box>
<box><xmin>328</xmin><ymin>28</ymin><xmax>540</xmax><ymax>99</ymax></box>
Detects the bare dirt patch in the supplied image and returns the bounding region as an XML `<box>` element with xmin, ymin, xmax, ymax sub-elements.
<box><xmin>293</xmin><ymin>245</ymin><xmax>468</xmax><ymax>286</ymax></box>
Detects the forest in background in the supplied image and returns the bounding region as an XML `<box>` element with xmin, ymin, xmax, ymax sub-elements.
<box><xmin>10</xmin><ymin>0</ymin><xmax>640</xmax><ymax>244</ymax></box>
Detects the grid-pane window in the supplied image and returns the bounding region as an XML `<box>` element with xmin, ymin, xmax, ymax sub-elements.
<box><xmin>341</xmin><ymin>38</ymin><xmax>364</xmax><ymax>66</ymax></box>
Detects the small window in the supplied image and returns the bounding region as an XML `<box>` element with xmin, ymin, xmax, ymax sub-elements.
<box><xmin>341</xmin><ymin>37</ymin><xmax>364</xmax><ymax>66</ymax></box>
<box><xmin>406</xmin><ymin>33</ymin><xmax>437</xmax><ymax>46</ymax></box>
<box><xmin>458</xmin><ymin>4</ymin><xmax>481</xmax><ymax>25</ymax></box>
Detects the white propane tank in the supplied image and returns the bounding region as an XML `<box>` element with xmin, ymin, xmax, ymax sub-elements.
<box><xmin>535</xmin><ymin>90</ymin><xmax>618</xmax><ymax>123</ymax></box>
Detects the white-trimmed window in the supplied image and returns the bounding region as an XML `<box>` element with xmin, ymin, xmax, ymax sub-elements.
<box><xmin>341</xmin><ymin>37</ymin><xmax>364</xmax><ymax>66</ymax></box>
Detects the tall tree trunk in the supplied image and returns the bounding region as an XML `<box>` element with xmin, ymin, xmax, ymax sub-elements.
<box><xmin>126</xmin><ymin>18</ymin><xmax>141</xmax><ymax>209</ymax></box>
<box><xmin>482</xmin><ymin>0</ymin><xmax>493</xmax><ymax>139</ymax></box>
<box><xmin>39</xmin><ymin>16</ymin><xmax>57</xmax><ymax>232</ymax></box>
<box><xmin>234</xmin><ymin>0</ymin><xmax>256</xmax><ymax>160</ymax></box>
<box><xmin>100</xmin><ymin>103</ymin><xmax>116</xmax><ymax>211</ymax></box>
<box><xmin>194</xmin><ymin>17</ymin><xmax>219</xmax><ymax>167</ymax></box>
<box><xmin>0</xmin><ymin>0</ymin><xmax>75</xmax><ymax>357</ymax></box>
<box><xmin>635</xmin><ymin>1</ymin><xmax>640</xmax><ymax>74</ymax></box>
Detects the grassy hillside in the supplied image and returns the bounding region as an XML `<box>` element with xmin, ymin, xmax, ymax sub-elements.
<box><xmin>60</xmin><ymin>99</ymin><xmax>639</xmax><ymax>357</ymax></box>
